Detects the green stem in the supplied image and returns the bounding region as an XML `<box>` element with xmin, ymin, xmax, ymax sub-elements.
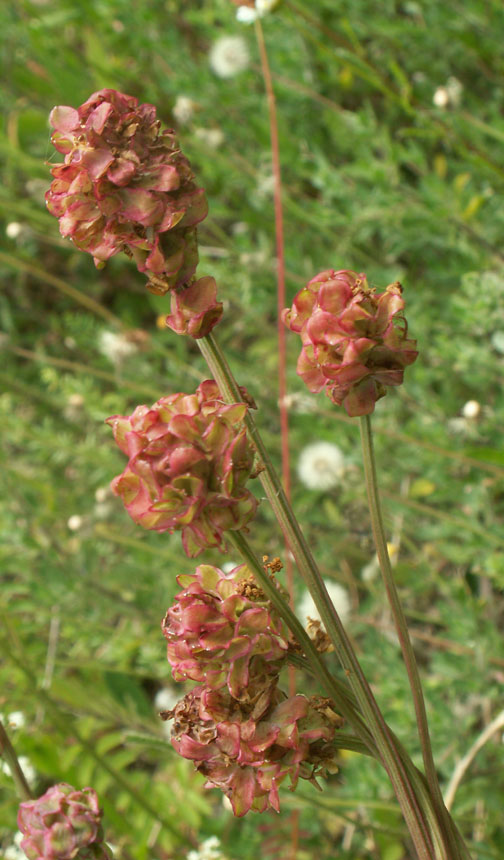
<box><xmin>199</xmin><ymin>332</ymin><xmax>436</xmax><ymax>860</ymax></box>
<box><xmin>0</xmin><ymin>719</ymin><xmax>33</xmax><ymax>801</ymax></box>
<box><xmin>359</xmin><ymin>414</ymin><xmax>471</xmax><ymax>860</ymax></box>
<box><xmin>228</xmin><ymin>530</ymin><xmax>374</xmax><ymax>751</ymax></box>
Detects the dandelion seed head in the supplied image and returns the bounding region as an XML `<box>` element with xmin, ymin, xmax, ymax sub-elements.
<box><xmin>194</xmin><ymin>127</ymin><xmax>225</xmax><ymax>149</ymax></box>
<box><xmin>173</xmin><ymin>96</ymin><xmax>197</xmax><ymax>125</ymax></box>
<box><xmin>209</xmin><ymin>36</ymin><xmax>250</xmax><ymax>79</ymax></box>
<box><xmin>67</xmin><ymin>515</ymin><xmax>83</xmax><ymax>531</ymax></box>
<box><xmin>462</xmin><ymin>400</ymin><xmax>480</xmax><ymax>419</ymax></box>
<box><xmin>6</xmin><ymin>222</ymin><xmax>23</xmax><ymax>239</ymax></box>
<box><xmin>298</xmin><ymin>441</ymin><xmax>345</xmax><ymax>491</ymax></box>
<box><xmin>98</xmin><ymin>330</ymin><xmax>137</xmax><ymax>366</ymax></box>
<box><xmin>298</xmin><ymin>580</ymin><xmax>350</xmax><ymax>628</ymax></box>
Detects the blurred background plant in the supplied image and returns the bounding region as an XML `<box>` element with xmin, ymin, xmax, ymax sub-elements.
<box><xmin>1</xmin><ymin>0</ymin><xmax>503</xmax><ymax>858</ymax></box>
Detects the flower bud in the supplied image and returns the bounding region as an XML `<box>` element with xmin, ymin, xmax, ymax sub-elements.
<box><xmin>18</xmin><ymin>783</ymin><xmax>111</xmax><ymax>860</ymax></box>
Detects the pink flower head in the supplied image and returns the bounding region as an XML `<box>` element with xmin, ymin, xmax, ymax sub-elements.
<box><xmin>162</xmin><ymin>564</ymin><xmax>289</xmax><ymax>700</ymax></box>
<box><xmin>106</xmin><ymin>380</ymin><xmax>257</xmax><ymax>557</ymax></box>
<box><xmin>46</xmin><ymin>89</ymin><xmax>208</xmax><ymax>292</ymax></box>
<box><xmin>283</xmin><ymin>270</ymin><xmax>418</xmax><ymax>416</ymax></box>
<box><xmin>165</xmin><ymin>276</ymin><xmax>223</xmax><ymax>339</ymax></box>
<box><xmin>168</xmin><ymin>687</ymin><xmax>340</xmax><ymax>816</ymax></box>
<box><xmin>17</xmin><ymin>783</ymin><xmax>111</xmax><ymax>860</ymax></box>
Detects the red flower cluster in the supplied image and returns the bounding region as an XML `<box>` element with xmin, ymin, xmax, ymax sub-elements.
<box><xmin>18</xmin><ymin>784</ymin><xmax>111</xmax><ymax>860</ymax></box>
<box><xmin>168</xmin><ymin>685</ymin><xmax>340</xmax><ymax>816</ymax></box>
<box><xmin>162</xmin><ymin>564</ymin><xmax>289</xmax><ymax>700</ymax></box>
<box><xmin>46</xmin><ymin>88</ymin><xmax>207</xmax><ymax>292</ymax></box>
<box><xmin>162</xmin><ymin>563</ymin><xmax>342</xmax><ymax>815</ymax></box>
<box><xmin>283</xmin><ymin>270</ymin><xmax>418</xmax><ymax>416</ymax></box>
<box><xmin>107</xmin><ymin>380</ymin><xmax>257</xmax><ymax>557</ymax></box>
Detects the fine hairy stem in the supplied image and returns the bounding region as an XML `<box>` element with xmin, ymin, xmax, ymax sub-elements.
<box><xmin>199</xmin><ymin>332</ymin><xmax>438</xmax><ymax>860</ymax></box>
<box><xmin>0</xmin><ymin>719</ymin><xmax>33</xmax><ymax>801</ymax></box>
<box><xmin>359</xmin><ymin>414</ymin><xmax>471</xmax><ymax>860</ymax></box>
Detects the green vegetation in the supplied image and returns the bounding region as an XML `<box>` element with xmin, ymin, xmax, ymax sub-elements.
<box><xmin>1</xmin><ymin>1</ymin><xmax>503</xmax><ymax>858</ymax></box>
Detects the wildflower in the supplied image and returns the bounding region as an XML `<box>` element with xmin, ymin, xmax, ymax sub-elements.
<box><xmin>94</xmin><ymin>487</ymin><xmax>109</xmax><ymax>503</ymax></box>
<box><xmin>433</xmin><ymin>77</ymin><xmax>463</xmax><ymax>109</ymax></box>
<box><xmin>187</xmin><ymin>836</ymin><xmax>226</xmax><ymax>860</ymax></box>
<box><xmin>4</xmin><ymin>711</ymin><xmax>26</xmax><ymax>730</ymax></box>
<box><xmin>433</xmin><ymin>87</ymin><xmax>450</xmax><ymax>108</ymax></box>
<box><xmin>209</xmin><ymin>37</ymin><xmax>250</xmax><ymax>79</ymax></box>
<box><xmin>297</xmin><ymin>441</ymin><xmax>345</xmax><ymax>491</ymax></box>
<box><xmin>446</xmin><ymin>76</ymin><xmax>463</xmax><ymax>106</ymax></box>
<box><xmin>46</xmin><ymin>88</ymin><xmax>207</xmax><ymax>292</ymax></box>
<box><xmin>194</xmin><ymin>127</ymin><xmax>225</xmax><ymax>149</ymax></box>
<box><xmin>168</xmin><ymin>686</ymin><xmax>340</xmax><ymax>816</ymax></box>
<box><xmin>491</xmin><ymin>331</ymin><xmax>504</xmax><ymax>354</ymax></box>
<box><xmin>107</xmin><ymin>379</ymin><xmax>258</xmax><ymax>557</ymax></box>
<box><xmin>18</xmin><ymin>783</ymin><xmax>111</xmax><ymax>860</ymax></box>
<box><xmin>6</xmin><ymin>222</ymin><xmax>23</xmax><ymax>239</ymax></box>
<box><xmin>67</xmin><ymin>515</ymin><xmax>83</xmax><ymax>531</ymax></box>
<box><xmin>235</xmin><ymin>0</ymin><xmax>280</xmax><ymax>21</ymax></box>
<box><xmin>298</xmin><ymin>580</ymin><xmax>350</xmax><ymax>627</ymax></box>
<box><xmin>283</xmin><ymin>269</ymin><xmax>418</xmax><ymax>416</ymax></box>
<box><xmin>447</xmin><ymin>417</ymin><xmax>471</xmax><ymax>435</ymax></box>
<box><xmin>162</xmin><ymin>564</ymin><xmax>288</xmax><ymax>700</ymax></box>
<box><xmin>173</xmin><ymin>96</ymin><xmax>197</xmax><ymax>125</ymax></box>
<box><xmin>462</xmin><ymin>400</ymin><xmax>480</xmax><ymax>419</ymax></box>
<box><xmin>236</xmin><ymin>6</ymin><xmax>259</xmax><ymax>23</ymax></box>
<box><xmin>165</xmin><ymin>276</ymin><xmax>223</xmax><ymax>339</ymax></box>
<box><xmin>98</xmin><ymin>330</ymin><xmax>137</xmax><ymax>366</ymax></box>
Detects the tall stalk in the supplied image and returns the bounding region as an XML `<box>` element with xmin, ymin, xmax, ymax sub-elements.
<box><xmin>359</xmin><ymin>414</ymin><xmax>471</xmax><ymax>860</ymax></box>
<box><xmin>198</xmin><ymin>332</ymin><xmax>441</xmax><ymax>860</ymax></box>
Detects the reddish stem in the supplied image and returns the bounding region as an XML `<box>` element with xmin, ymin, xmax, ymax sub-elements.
<box><xmin>254</xmin><ymin>17</ymin><xmax>292</xmax><ymax>601</ymax></box>
<box><xmin>256</xmin><ymin>19</ymin><xmax>297</xmax><ymax>859</ymax></box>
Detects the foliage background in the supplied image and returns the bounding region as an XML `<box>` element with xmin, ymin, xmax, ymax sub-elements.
<box><xmin>1</xmin><ymin>0</ymin><xmax>503</xmax><ymax>858</ymax></box>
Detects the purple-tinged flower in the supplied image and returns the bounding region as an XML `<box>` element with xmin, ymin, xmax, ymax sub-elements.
<box><xmin>283</xmin><ymin>270</ymin><xmax>418</xmax><ymax>416</ymax></box>
<box><xmin>162</xmin><ymin>564</ymin><xmax>288</xmax><ymax>700</ymax></box>
<box><xmin>106</xmin><ymin>380</ymin><xmax>257</xmax><ymax>557</ymax></box>
<box><xmin>167</xmin><ymin>687</ymin><xmax>341</xmax><ymax>816</ymax></box>
<box><xmin>46</xmin><ymin>89</ymin><xmax>207</xmax><ymax>292</ymax></box>
<box><xmin>17</xmin><ymin>783</ymin><xmax>111</xmax><ymax>860</ymax></box>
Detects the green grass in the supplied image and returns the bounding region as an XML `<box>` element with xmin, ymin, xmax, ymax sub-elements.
<box><xmin>1</xmin><ymin>1</ymin><xmax>503</xmax><ymax>858</ymax></box>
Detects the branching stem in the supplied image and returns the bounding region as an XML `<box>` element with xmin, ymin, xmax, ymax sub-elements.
<box><xmin>199</xmin><ymin>332</ymin><xmax>439</xmax><ymax>859</ymax></box>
